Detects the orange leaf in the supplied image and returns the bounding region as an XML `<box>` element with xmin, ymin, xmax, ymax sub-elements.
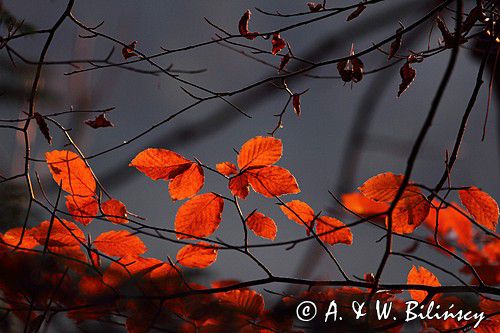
<box><xmin>1</xmin><ymin>228</ymin><xmax>38</xmax><ymax>249</ymax></box>
<box><xmin>176</xmin><ymin>242</ymin><xmax>218</xmax><ymax>268</ymax></box>
<box><xmin>341</xmin><ymin>192</ymin><xmax>388</xmax><ymax>217</ymax></box>
<box><xmin>169</xmin><ymin>163</ymin><xmax>204</xmax><ymax>200</ymax></box>
<box><xmin>390</xmin><ymin>195</ymin><xmax>430</xmax><ymax>234</ymax></box>
<box><xmin>246</xmin><ymin>211</ymin><xmax>277</xmax><ymax>240</ymax></box>
<box><xmin>101</xmin><ymin>199</ymin><xmax>128</xmax><ymax>224</ymax></box>
<box><xmin>237</xmin><ymin>136</ymin><xmax>282</xmax><ymax>169</ymax></box>
<box><xmin>358</xmin><ymin>172</ymin><xmax>420</xmax><ymax>202</ymax></box>
<box><xmin>65</xmin><ymin>195</ymin><xmax>98</xmax><ymax>225</ymax></box>
<box><xmin>229</xmin><ymin>174</ymin><xmax>250</xmax><ymax>199</ymax></box>
<box><xmin>407</xmin><ymin>266</ymin><xmax>440</xmax><ymax>303</ymax></box>
<box><xmin>217</xmin><ymin>289</ymin><xmax>264</xmax><ymax>318</ymax></box>
<box><xmin>94</xmin><ymin>230</ymin><xmax>146</xmax><ymax>257</ymax></box>
<box><xmin>174</xmin><ymin>193</ymin><xmax>224</xmax><ymax>239</ymax></box>
<box><xmin>459</xmin><ymin>187</ymin><xmax>499</xmax><ymax>231</ymax></box>
<box><xmin>316</xmin><ymin>216</ymin><xmax>353</xmax><ymax>245</ymax></box>
<box><xmin>216</xmin><ymin>162</ymin><xmax>238</xmax><ymax>176</ymax></box>
<box><xmin>46</xmin><ymin>150</ymin><xmax>96</xmax><ymax>197</ymax></box>
<box><xmin>103</xmin><ymin>256</ymin><xmax>163</xmax><ymax>287</ymax></box>
<box><xmin>129</xmin><ymin>148</ymin><xmax>192</xmax><ymax>181</ymax></box>
<box><xmin>247</xmin><ymin>165</ymin><xmax>299</xmax><ymax>197</ymax></box>
<box><xmin>280</xmin><ymin>200</ymin><xmax>315</xmax><ymax>227</ymax></box>
<box><xmin>33</xmin><ymin>219</ymin><xmax>85</xmax><ymax>248</ymax></box>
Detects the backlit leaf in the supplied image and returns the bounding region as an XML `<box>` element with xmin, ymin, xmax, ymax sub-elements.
<box><xmin>217</xmin><ymin>289</ymin><xmax>264</xmax><ymax>318</ymax></box>
<box><xmin>216</xmin><ymin>162</ymin><xmax>238</xmax><ymax>176</ymax></box>
<box><xmin>247</xmin><ymin>165</ymin><xmax>300</xmax><ymax>197</ymax></box>
<box><xmin>33</xmin><ymin>219</ymin><xmax>85</xmax><ymax>248</ymax></box>
<box><xmin>407</xmin><ymin>265</ymin><xmax>440</xmax><ymax>303</ymax></box>
<box><xmin>359</xmin><ymin>172</ymin><xmax>419</xmax><ymax>202</ymax></box>
<box><xmin>169</xmin><ymin>163</ymin><xmax>204</xmax><ymax>201</ymax></box>
<box><xmin>316</xmin><ymin>216</ymin><xmax>353</xmax><ymax>245</ymax></box>
<box><xmin>459</xmin><ymin>187</ymin><xmax>498</xmax><ymax>231</ymax></box>
<box><xmin>65</xmin><ymin>195</ymin><xmax>99</xmax><ymax>225</ymax></box>
<box><xmin>390</xmin><ymin>195</ymin><xmax>430</xmax><ymax>234</ymax></box>
<box><xmin>46</xmin><ymin>150</ymin><xmax>96</xmax><ymax>197</ymax></box>
<box><xmin>246</xmin><ymin>211</ymin><xmax>277</xmax><ymax>240</ymax></box>
<box><xmin>94</xmin><ymin>230</ymin><xmax>146</xmax><ymax>257</ymax></box>
<box><xmin>229</xmin><ymin>174</ymin><xmax>250</xmax><ymax>199</ymax></box>
<box><xmin>174</xmin><ymin>193</ymin><xmax>224</xmax><ymax>239</ymax></box>
<box><xmin>237</xmin><ymin>136</ymin><xmax>282</xmax><ymax>169</ymax></box>
<box><xmin>176</xmin><ymin>242</ymin><xmax>218</xmax><ymax>268</ymax></box>
<box><xmin>238</xmin><ymin>10</ymin><xmax>258</xmax><ymax>40</ymax></box>
<box><xmin>101</xmin><ymin>199</ymin><xmax>128</xmax><ymax>224</ymax></box>
<box><xmin>129</xmin><ymin>148</ymin><xmax>192</xmax><ymax>181</ymax></box>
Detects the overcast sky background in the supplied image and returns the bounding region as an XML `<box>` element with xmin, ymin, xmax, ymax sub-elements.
<box><xmin>1</xmin><ymin>0</ymin><xmax>498</xmax><ymax>302</ymax></box>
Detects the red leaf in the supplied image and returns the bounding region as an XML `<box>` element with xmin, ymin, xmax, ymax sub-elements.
<box><xmin>246</xmin><ymin>211</ymin><xmax>277</xmax><ymax>240</ymax></box>
<box><xmin>217</xmin><ymin>289</ymin><xmax>264</xmax><ymax>318</ymax></box>
<box><xmin>346</xmin><ymin>4</ymin><xmax>366</xmax><ymax>21</ymax></box>
<box><xmin>168</xmin><ymin>163</ymin><xmax>205</xmax><ymax>201</ymax></box>
<box><xmin>101</xmin><ymin>199</ymin><xmax>128</xmax><ymax>224</ymax></box>
<box><xmin>216</xmin><ymin>162</ymin><xmax>238</xmax><ymax>176</ymax></box>
<box><xmin>85</xmin><ymin>113</ymin><xmax>114</xmax><ymax>129</ymax></box>
<box><xmin>358</xmin><ymin>172</ymin><xmax>420</xmax><ymax>202</ymax></box>
<box><xmin>388</xmin><ymin>27</ymin><xmax>403</xmax><ymax>60</ymax></box>
<box><xmin>130</xmin><ymin>148</ymin><xmax>192</xmax><ymax>181</ymax></box>
<box><xmin>407</xmin><ymin>265</ymin><xmax>440</xmax><ymax>303</ymax></box>
<box><xmin>238</xmin><ymin>10</ymin><xmax>258</xmax><ymax>40</ymax></box>
<box><xmin>247</xmin><ymin>165</ymin><xmax>300</xmax><ymax>197</ymax></box>
<box><xmin>34</xmin><ymin>112</ymin><xmax>51</xmax><ymax>144</ymax></box>
<box><xmin>94</xmin><ymin>230</ymin><xmax>146</xmax><ymax>257</ymax></box>
<box><xmin>237</xmin><ymin>136</ymin><xmax>282</xmax><ymax>169</ymax></box>
<box><xmin>122</xmin><ymin>41</ymin><xmax>137</xmax><ymax>59</ymax></box>
<box><xmin>307</xmin><ymin>2</ymin><xmax>323</xmax><ymax>12</ymax></box>
<box><xmin>279</xmin><ymin>53</ymin><xmax>291</xmax><ymax>72</ymax></box>
<box><xmin>271</xmin><ymin>32</ymin><xmax>286</xmax><ymax>55</ymax></box>
<box><xmin>174</xmin><ymin>193</ymin><xmax>224</xmax><ymax>239</ymax></box>
<box><xmin>33</xmin><ymin>219</ymin><xmax>85</xmax><ymax>248</ymax></box>
<box><xmin>229</xmin><ymin>174</ymin><xmax>250</xmax><ymax>199</ymax></box>
<box><xmin>176</xmin><ymin>242</ymin><xmax>218</xmax><ymax>268</ymax></box>
<box><xmin>397</xmin><ymin>61</ymin><xmax>416</xmax><ymax>97</ymax></box>
<box><xmin>459</xmin><ymin>187</ymin><xmax>499</xmax><ymax>231</ymax></box>
<box><xmin>341</xmin><ymin>192</ymin><xmax>388</xmax><ymax>217</ymax></box>
<box><xmin>390</xmin><ymin>194</ymin><xmax>430</xmax><ymax>234</ymax></box>
<box><xmin>1</xmin><ymin>227</ymin><xmax>38</xmax><ymax>249</ymax></box>
<box><xmin>292</xmin><ymin>94</ymin><xmax>301</xmax><ymax>116</ymax></box>
<box><xmin>66</xmin><ymin>195</ymin><xmax>99</xmax><ymax>225</ymax></box>
<box><xmin>316</xmin><ymin>216</ymin><xmax>353</xmax><ymax>245</ymax></box>
<box><xmin>46</xmin><ymin>150</ymin><xmax>96</xmax><ymax>197</ymax></box>
<box><xmin>337</xmin><ymin>46</ymin><xmax>364</xmax><ymax>83</ymax></box>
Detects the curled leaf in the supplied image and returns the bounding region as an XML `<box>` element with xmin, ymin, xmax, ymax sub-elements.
<box><xmin>388</xmin><ymin>27</ymin><xmax>403</xmax><ymax>60</ymax></box>
<box><xmin>307</xmin><ymin>2</ymin><xmax>323</xmax><ymax>12</ymax></box>
<box><xmin>292</xmin><ymin>94</ymin><xmax>301</xmax><ymax>116</ymax></box>
<box><xmin>85</xmin><ymin>113</ymin><xmax>114</xmax><ymax>129</ymax></box>
<box><xmin>122</xmin><ymin>41</ymin><xmax>138</xmax><ymax>59</ymax></box>
<box><xmin>279</xmin><ymin>52</ymin><xmax>291</xmax><ymax>72</ymax></box>
<box><xmin>238</xmin><ymin>10</ymin><xmax>258</xmax><ymax>40</ymax></box>
<box><xmin>34</xmin><ymin>112</ymin><xmax>51</xmax><ymax>144</ymax></box>
<box><xmin>346</xmin><ymin>4</ymin><xmax>366</xmax><ymax>21</ymax></box>
<box><xmin>397</xmin><ymin>61</ymin><xmax>416</xmax><ymax>97</ymax></box>
<box><xmin>271</xmin><ymin>32</ymin><xmax>286</xmax><ymax>55</ymax></box>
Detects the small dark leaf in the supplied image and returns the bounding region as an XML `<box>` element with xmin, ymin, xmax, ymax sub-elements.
<box><xmin>85</xmin><ymin>113</ymin><xmax>114</xmax><ymax>129</ymax></box>
<box><xmin>397</xmin><ymin>61</ymin><xmax>416</xmax><ymax>97</ymax></box>
<box><xmin>388</xmin><ymin>27</ymin><xmax>403</xmax><ymax>60</ymax></box>
<box><xmin>238</xmin><ymin>10</ymin><xmax>258</xmax><ymax>40</ymax></box>
<box><xmin>122</xmin><ymin>41</ymin><xmax>137</xmax><ymax>60</ymax></box>
<box><xmin>34</xmin><ymin>112</ymin><xmax>51</xmax><ymax>145</ymax></box>
<box><xmin>307</xmin><ymin>2</ymin><xmax>323</xmax><ymax>12</ymax></box>
<box><xmin>337</xmin><ymin>46</ymin><xmax>364</xmax><ymax>83</ymax></box>
<box><xmin>279</xmin><ymin>53</ymin><xmax>291</xmax><ymax>72</ymax></box>
<box><xmin>436</xmin><ymin>16</ymin><xmax>466</xmax><ymax>48</ymax></box>
<box><xmin>271</xmin><ymin>33</ymin><xmax>286</xmax><ymax>55</ymax></box>
<box><xmin>346</xmin><ymin>4</ymin><xmax>366</xmax><ymax>21</ymax></box>
<box><xmin>292</xmin><ymin>94</ymin><xmax>301</xmax><ymax>116</ymax></box>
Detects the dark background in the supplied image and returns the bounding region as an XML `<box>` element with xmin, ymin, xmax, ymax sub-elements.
<box><xmin>1</xmin><ymin>0</ymin><xmax>498</xmax><ymax>305</ymax></box>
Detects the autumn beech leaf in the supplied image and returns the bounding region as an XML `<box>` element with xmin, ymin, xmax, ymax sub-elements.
<box><xmin>65</xmin><ymin>195</ymin><xmax>99</xmax><ymax>226</ymax></box>
<box><xmin>271</xmin><ymin>33</ymin><xmax>286</xmax><ymax>55</ymax></box>
<box><xmin>358</xmin><ymin>172</ymin><xmax>420</xmax><ymax>202</ymax></box>
<box><xmin>388</xmin><ymin>26</ymin><xmax>403</xmax><ymax>60</ymax></box>
<box><xmin>346</xmin><ymin>4</ymin><xmax>366</xmax><ymax>21</ymax></box>
<box><xmin>237</xmin><ymin>136</ymin><xmax>282</xmax><ymax>169</ymax></box>
<box><xmin>103</xmin><ymin>256</ymin><xmax>164</xmax><ymax>288</ymax></box>
<box><xmin>94</xmin><ymin>230</ymin><xmax>146</xmax><ymax>257</ymax></box>
<box><xmin>337</xmin><ymin>46</ymin><xmax>364</xmax><ymax>83</ymax></box>
<box><xmin>341</xmin><ymin>193</ymin><xmax>388</xmax><ymax>217</ymax></box>
<box><xmin>316</xmin><ymin>216</ymin><xmax>353</xmax><ymax>245</ymax></box>
<box><xmin>280</xmin><ymin>200</ymin><xmax>315</xmax><ymax>227</ymax></box>
<box><xmin>229</xmin><ymin>174</ymin><xmax>250</xmax><ymax>199</ymax></box>
<box><xmin>216</xmin><ymin>162</ymin><xmax>238</xmax><ymax>177</ymax></box>
<box><xmin>122</xmin><ymin>41</ymin><xmax>137</xmax><ymax>59</ymax></box>
<box><xmin>245</xmin><ymin>211</ymin><xmax>277</xmax><ymax>240</ymax></box>
<box><xmin>247</xmin><ymin>165</ymin><xmax>299</xmax><ymax>197</ymax></box>
<box><xmin>1</xmin><ymin>227</ymin><xmax>38</xmax><ymax>249</ymax></box>
<box><xmin>390</xmin><ymin>195</ymin><xmax>430</xmax><ymax>234</ymax></box>
<box><xmin>130</xmin><ymin>148</ymin><xmax>192</xmax><ymax>180</ymax></box>
<box><xmin>33</xmin><ymin>219</ymin><xmax>85</xmax><ymax>248</ymax></box>
<box><xmin>174</xmin><ymin>193</ymin><xmax>224</xmax><ymax>239</ymax></box>
<box><xmin>217</xmin><ymin>289</ymin><xmax>265</xmax><ymax>318</ymax></box>
<box><xmin>46</xmin><ymin>150</ymin><xmax>96</xmax><ymax>197</ymax></box>
<box><xmin>168</xmin><ymin>163</ymin><xmax>204</xmax><ymax>200</ymax></box>
<box><xmin>238</xmin><ymin>10</ymin><xmax>258</xmax><ymax>40</ymax></box>
<box><xmin>407</xmin><ymin>266</ymin><xmax>441</xmax><ymax>303</ymax></box>
<box><xmin>176</xmin><ymin>242</ymin><xmax>218</xmax><ymax>269</ymax></box>
<box><xmin>459</xmin><ymin>187</ymin><xmax>499</xmax><ymax>231</ymax></box>
<box><xmin>292</xmin><ymin>94</ymin><xmax>301</xmax><ymax>116</ymax></box>
<box><xmin>307</xmin><ymin>2</ymin><xmax>323</xmax><ymax>12</ymax></box>
<box><xmin>279</xmin><ymin>53</ymin><xmax>291</xmax><ymax>72</ymax></box>
<box><xmin>84</xmin><ymin>113</ymin><xmax>114</xmax><ymax>129</ymax></box>
<box><xmin>34</xmin><ymin>112</ymin><xmax>51</xmax><ymax>144</ymax></box>
<box><xmin>101</xmin><ymin>199</ymin><xmax>128</xmax><ymax>224</ymax></box>
<box><xmin>130</xmin><ymin>148</ymin><xmax>204</xmax><ymax>200</ymax></box>
<box><xmin>397</xmin><ymin>61</ymin><xmax>416</xmax><ymax>97</ymax></box>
